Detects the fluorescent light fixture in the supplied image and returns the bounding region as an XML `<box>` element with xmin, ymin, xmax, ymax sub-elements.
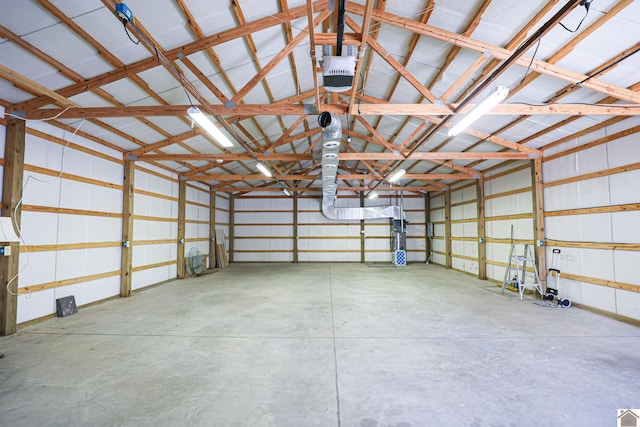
<box><xmin>367</xmin><ymin>192</ymin><xmax>378</xmax><ymax>200</ymax></box>
<box><xmin>447</xmin><ymin>85</ymin><xmax>509</xmax><ymax>137</ymax></box>
<box><xmin>187</xmin><ymin>106</ymin><xmax>234</xmax><ymax>147</ymax></box>
<box><xmin>388</xmin><ymin>169</ymin><xmax>406</xmax><ymax>183</ymax></box>
<box><xmin>282</xmin><ymin>188</ymin><xmax>291</xmax><ymax>197</ymax></box>
<box><xmin>256</xmin><ymin>162</ymin><xmax>272</xmax><ymax>177</ymax></box>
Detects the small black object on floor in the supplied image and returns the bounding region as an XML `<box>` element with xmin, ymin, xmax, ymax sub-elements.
<box><xmin>56</xmin><ymin>295</ymin><xmax>78</xmax><ymax>317</ymax></box>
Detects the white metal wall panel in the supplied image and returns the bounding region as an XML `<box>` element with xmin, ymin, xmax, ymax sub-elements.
<box><xmin>233</xmin><ymin>195</ymin><xmax>293</xmax><ymax>262</ymax></box>
<box><xmin>483</xmin><ymin>165</ymin><xmax>534</xmax><ymax>284</ymax></box>
<box><xmin>364</xmin><ymin>221</ymin><xmax>391</xmax><ymax>263</ymax></box>
<box><xmin>297</xmin><ymin>197</ymin><xmax>359</xmax><ymax>262</ymax></box>
<box><xmin>429</xmin><ymin>191</ymin><xmax>447</xmax><ymax>267</ymax></box>
<box><xmin>543</xmin><ymin>134</ymin><xmax>639</xmax><ymax>321</ymax></box>
<box><xmin>616</xmin><ymin>289</ymin><xmax>640</xmax><ymax>320</ymax></box>
<box><xmin>609</xmin><ymin>170</ymin><xmax>640</xmax><ymax>205</ymax></box>
<box><xmin>185</xmin><ymin>183</ymin><xmax>211</xmax><ymax>267</ymax></box>
<box><xmin>404</xmin><ymin>196</ymin><xmax>426</xmax><ymax>262</ymax></box>
<box><xmin>545</xmin><ymin>213</ymin><xmax>613</xmax><ymax>243</ymax></box>
<box><xmin>612</xmin><ymin>250</ymin><xmax>640</xmax><ymax>287</ymax></box>
<box><xmin>612</xmin><ymin>212</ymin><xmax>640</xmax><ymax>244</ymax></box>
<box><xmin>448</xmin><ymin>181</ymin><xmax>479</xmax><ymax>274</ymax></box>
<box><xmin>215</xmin><ymin>194</ymin><xmax>230</xmax><ymax>260</ymax></box>
<box><xmin>10</xmin><ymin>120</ymin><xmax>124</xmax><ymax>323</ymax></box>
<box><xmin>132</xmin><ymin>166</ymin><xmax>179</xmax><ymax>289</ymax></box>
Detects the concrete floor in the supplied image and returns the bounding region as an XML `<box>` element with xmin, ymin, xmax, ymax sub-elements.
<box><xmin>1</xmin><ymin>263</ymin><xmax>639</xmax><ymax>426</ymax></box>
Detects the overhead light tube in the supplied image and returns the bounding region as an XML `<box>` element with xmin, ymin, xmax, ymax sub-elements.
<box><xmin>447</xmin><ymin>85</ymin><xmax>510</xmax><ymax>137</ymax></box>
<box><xmin>282</xmin><ymin>188</ymin><xmax>291</xmax><ymax>197</ymax></box>
<box><xmin>388</xmin><ymin>169</ymin><xmax>406</xmax><ymax>183</ymax></box>
<box><xmin>256</xmin><ymin>162</ymin><xmax>272</xmax><ymax>178</ymax></box>
<box><xmin>187</xmin><ymin>106</ymin><xmax>234</xmax><ymax>147</ymax></box>
<box><xmin>367</xmin><ymin>192</ymin><xmax>378</xmax><ymax>200</ymax></box>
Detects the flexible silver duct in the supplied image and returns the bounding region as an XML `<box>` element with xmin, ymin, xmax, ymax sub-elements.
<box><xmin>318</xmin><ymin>112</ymin><xmax>403</xmax><ymax>221</ymax></box>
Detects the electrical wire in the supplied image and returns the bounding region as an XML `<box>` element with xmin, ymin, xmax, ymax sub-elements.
<box><xmin>558</xmin><ymin>1</ymin><xmax>591</xmax><ymax>33</ymax></box>
<box><xmin>575</xmin><ymin>44</ymin><xmax>640</xmax><ymax>87</ymax></box>
<box><xmin>4</xmin><ymin>106</ymin><xmax>77</xmax><ymax>122</ymax></box>
<box><xmin>122</xmin><ymin>20</ymin><xmax>140</xmax><ymax>45</ymax></box>
<box><xmin>519</xmin><ymin>37</ymin><xmax>541</xmax><ymax>86</ymax></box>
<box><xmin>509</xmin><ymin>102</ymin><xmax>638</xmax><ymax>109</ymax></box>
<box><xmin>4</xmin><ymin>117</ymin><xmax>84</xmax><ymax>298</ymax></box>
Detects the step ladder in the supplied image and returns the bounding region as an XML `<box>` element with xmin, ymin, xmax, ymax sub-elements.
<box><xmin>502</xmin><ymin>243</ymin><xmax>543</xmax><ymax>300</ymax></box>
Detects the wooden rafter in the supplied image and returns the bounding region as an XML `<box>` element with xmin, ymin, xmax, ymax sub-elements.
<box><xmin>347</xmin><ymin>3</ymin><xmax>640</xmax><ymax>104</ymax></box>
<box><xmin>232</xmin><ymin>9</ymin><xmax>332</xmax><ymax>104</ymax></box>
<box><xmin>0</xmin><ymin>63</ymin><xmax>76</xmax><ymax>108</ymax></box>
<box><xmin>347</xmin><ymin>0</ymin><xmax>375</xmax><ymax>112</ymax></box>
<box><xmin>453</xmin><ymin>0</ymin><xmax>560</xmax><ymax>102</ymax></box>
<box><xmin>306</xmin><ymin>0</ymin><xmax>322</xmax><ymax>113</ymax></box>
<box><xmin>345</xmin><ymin>15</ymin><xmax>437</xmax><ymax>104</ymax></box>
<box><xmin>11</xmin><ymin>1</ymin><xmax>324</xmax><ymax>113</ymax></box>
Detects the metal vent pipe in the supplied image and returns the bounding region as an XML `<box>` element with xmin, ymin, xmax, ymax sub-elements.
<box><xmin>318</xmin><ymin>112</ymin><xmax>403</xmax><ymax>221</ymax></box>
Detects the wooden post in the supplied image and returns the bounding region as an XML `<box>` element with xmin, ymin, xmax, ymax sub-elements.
<box><xmin>120</xmin><ymin>160</ymin><xmax>135</xmax><ymax>297</ymax></box>
<box><xmin>293</xmin><ymin>192</ymin><xmax>298</xmax><ymax>263</ymax></box>
<box><xmin>424</xmin><ymin>193</ymin><xmax>430</xmax><ymax>261</ymax></box>
<box><xmin>177</xmin><ymin>180</ymin><xmax>186</xmax><ymax>278</ymax></box>
<box><xmin>0</xmin><ymin>117</ymin><xmax>25</xmax><ymax>336</ymax></box>
<box><xmin>229</xmin><ymin>194</ymin><xmax>235</xmax><ymax>264</ymax></box>
<box><xmin>209</xmin><ymin>189</ymin><xmax>216</xmax><ymax>269</ymax></box>
<box><xmin>531</xmin><ymin>158</ymin><xmax>547</xmax><ymax>290</ymax></box>
<box><xmin>360</xmin><ymin>192</ymin><xmax>365</xmax><ymax>263</ymax></box>
<box><xmin>476</xmin><ymin>178</ymin><xmax>487</xmax><ymax>280</ymax></box>
<box><xmin>444</xmin><ymin>190</ymin><xmax>452</xmax><ymax>269</ymax></box>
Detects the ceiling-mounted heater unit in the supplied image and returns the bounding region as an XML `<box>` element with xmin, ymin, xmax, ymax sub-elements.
<box><xmin>322</xmin><ymin>55</ymin><xmax>357</xmax><ymax>92</ymax></box>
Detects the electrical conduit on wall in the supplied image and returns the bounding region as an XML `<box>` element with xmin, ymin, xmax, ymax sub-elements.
<box><xmin>318</xmin><ymin>112</ymin><xmax>403</xmax><ymax>221</ymax></box>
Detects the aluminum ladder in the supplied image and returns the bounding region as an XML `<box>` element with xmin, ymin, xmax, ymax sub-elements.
<box><xmin>502</xmin><ymin>243</ymin><xmax>543</xmax><ymax>300</ymax></box>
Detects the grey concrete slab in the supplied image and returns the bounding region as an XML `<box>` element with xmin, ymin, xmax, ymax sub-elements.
<box><xmin>1</xmin><ymin>263</ymin><xmax>639</xmax><ymax>426</ymax></box>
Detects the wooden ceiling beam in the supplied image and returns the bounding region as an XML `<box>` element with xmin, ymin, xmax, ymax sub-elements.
<box><xmin>232</xmin><ymin>9</ymin><xmax>332</xmax><ymax>104</ymax></box>
<box><xmin>347</xmin><ymin>0</ymin><xmax>375</xmax><ymax>112</ymax></box>
<box><xmin>12</xmin><ymin>1</ymin><xmax>324</xmax><ymax>113</ymax></box>
<box><xmin>348</xmin><ymin>3</ymin><xmax>640</xmax><ymax>104</ymax></box>
<box><xmin>447</xmin><ymin>0</ymin><xmax>560</xmax><ymax>102</ymax></box>
<box><xmin>24</xmin><ymin>102</ymin><xmax>640</xmax><ymax>120</ymax></box>
<box><xmin>304</xmin><ymin>0</ymin><xmax>322</xmax><ymax>114</ymax></box>
<box><xmin>427</xmin><ymin>0</ymin><xmax>491</xmax><ymax>101</ymax></box>
<box><xmin>509</xmin><ymin>0</ymin><xmax>635</xmax><ymax>100</ymax></box>
<box><xmin>230</xmin><ymin>0</ymin><xmax>290</xmax><ymax>145</ymax></box>
<box><xmin>353</xmin><ymin>0</ymin><xmax>432</xmax><ymax>174</ymax></box>
<box><xmin>127</xmin><ymin>129</ymin><xmax>201</xmax><ymax>156</ymax></box>
<box><xmin>0</xmin><ymin>63</ymin><xmax>77</xmax><ymax>108</ymax></box>
<box><xmin>314</xmin><ymin>32</ymin><xmax>362</xmax><ymax>45</ymax></box>
<box><xmin>211</xmin><ymin>185</ymin><xmax>442</xmax><ymax>193</ymax></box>
<box><xmin>349</xmin><ymin>20</ymin><xmax>438</xmax><ymax>103</ymax></box>
<box><xmin>135</xmin><ymin>151</ymin><xmax>533</xmax><ymax>162</ymax></box>
<box><xmin>188</xmin><ymin>172</ymin><xmax>475</xmax><ymax>182</ymax></box>
<box><xmin>422</xmin><ymin>116</ymin><xmax>541</xmax><ymax>156</ymax></box>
